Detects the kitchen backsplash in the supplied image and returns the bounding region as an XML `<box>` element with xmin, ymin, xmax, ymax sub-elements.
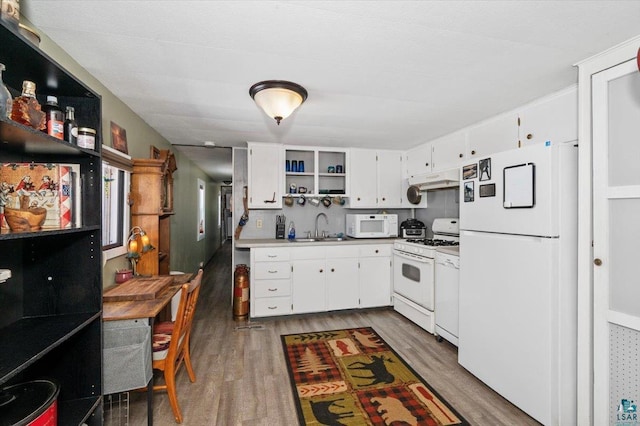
<box><xmin>415</xmin><ymin>187</ymin><xmax>460</xmax><ymax>237</ymax></box>
<box><xmin>239</xmin><ymin>205</ymin><xmax>412</xmax><ymax>240</ymax></box>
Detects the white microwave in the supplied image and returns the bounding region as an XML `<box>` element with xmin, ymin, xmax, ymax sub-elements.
<box><xmin>346</xmin><ymin>214</ymin><xmax>398</xmax><ymax>238</ymax></box>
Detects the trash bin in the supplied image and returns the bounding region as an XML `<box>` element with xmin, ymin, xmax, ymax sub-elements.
<box><xmin>103</xmin><ymin>319</ymin><xmax>152</xmax><ymax>395</ymax></box>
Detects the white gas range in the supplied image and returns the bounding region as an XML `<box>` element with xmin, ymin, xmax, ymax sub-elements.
<box><xmin>392</xmin><ymin>218</ymin><xmax>459</xmax><ymax>334</ymax></box>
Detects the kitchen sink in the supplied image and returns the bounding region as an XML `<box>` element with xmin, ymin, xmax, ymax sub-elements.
<box><xmin>290</xmin><ymin>237</ymin><xmax>346</xmax><ymax>243</ymax></box>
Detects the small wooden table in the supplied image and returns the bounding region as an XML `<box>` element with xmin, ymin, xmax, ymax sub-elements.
<box><xmin>103</xmin><ymin>274</ymin><xmax>191</xmax><ymax>426</ymax></box>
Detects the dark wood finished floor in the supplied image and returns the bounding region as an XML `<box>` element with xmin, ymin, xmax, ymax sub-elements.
<box><xmin>118</xmin><ymin>241</ymin><xmax>539</xmax><ymax>426</ymax></box>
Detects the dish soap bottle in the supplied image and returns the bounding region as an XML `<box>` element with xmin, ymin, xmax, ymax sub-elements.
<box><xmin>288</xmin><ymin>221</ymin><xmax>296</xmax><ymax>240</ymax></box>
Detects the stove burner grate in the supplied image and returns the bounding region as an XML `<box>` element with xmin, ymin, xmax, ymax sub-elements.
<box><xmin>405</xmin><ymin>238</ymin><xmax>459</xmax><ymax>246</ymax></box>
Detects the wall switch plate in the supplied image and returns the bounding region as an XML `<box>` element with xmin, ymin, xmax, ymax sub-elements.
<box><xmin>0</xmin><ymin>269</ymin><xmax>11</xmax><ymax>283</ymax></box>
<box><xmin>256</xmin><ymin>219</ymin><xmax>263</xmax><ymax>229</ymax></box>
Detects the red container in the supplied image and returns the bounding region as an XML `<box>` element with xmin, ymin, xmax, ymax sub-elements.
<box><xmin>0</xmin><ymin>379</ymin><xmax>59</xmax><ymax>425</ymax></box>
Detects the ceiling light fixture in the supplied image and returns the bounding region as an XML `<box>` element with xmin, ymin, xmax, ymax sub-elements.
<box><xmin>249</xmin><ymin>80</ymin><xmax>308</xmax><ymax>125</ymax></box>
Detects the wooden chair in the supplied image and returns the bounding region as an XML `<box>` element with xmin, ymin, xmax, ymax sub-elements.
<box><xmin>151</xmin><ymin>268</ymin><xmax>203</xmax><ymax>423</ymax></box>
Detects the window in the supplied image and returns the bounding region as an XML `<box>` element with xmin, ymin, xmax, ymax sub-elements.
<box><xmin>102</xmin><ymin>145</ymin><xmax>132</xmax><ymax>260</ymax></box>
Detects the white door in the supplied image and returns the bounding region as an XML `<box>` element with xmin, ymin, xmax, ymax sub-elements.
<box><xmin>431</xmin><ymin>131</ymin><xmax>466</xmax><ymax>171</ymax></box>
<box><xmin>405</xmin><ymin>143</ymin><xmax>432</xmax><ymax>177</ymax></box>
<box><xmin>291</xmin><ymin>259</ymin><xmax>326</xmax><ymax>313</ymax></box>
<box><xmin>377</xmin><ymin>150</ymin><xmax>403</xmax><ymax>207</ymax></box>
<box><xmin>360</xmin><ymin>256</ymin><xmax>392</xmax><ymax>308</ymax></box>
<box><xmin>247</xmin><ymin>143</ymin><xmax>282</xmax><ymax>209</ymax></box>
<box><xmin>458</xmin><ymin>230</ymin><xmax>570</xmax><ymax>425</ymax></box>
<box><xmin>592</xmin><ymin>58</ymin><xmax>640</xmax><ymax>425</ymax></box>
<box><xmin>349</xmin><ymin>149</ymin><xmax>377</xmax><ymax>207</ymax></box>
<box><xmin>326</xmin><ymin>258</ymin><xmax>359</xmax><ymax>311</ymax></box>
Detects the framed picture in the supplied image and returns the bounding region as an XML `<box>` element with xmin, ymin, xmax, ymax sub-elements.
<box><xmin>197</xmin><ymin>178</ymin><xmax>205</xmax><ymax>241</ymax></box>
<box><xmin>150</xmin><ymin>145</ymin><xmax>161</xmax><ymax>159</ymax></box>
<box><xmin>464</xmin><ymin>181</ymin><xmax>475</xmax><ymax>202</ymax></box>
<box><xmin>463</xmin><ymin>163</ymin><xmax>477</xmax><ymax>180</ymax></box>
<box><xmin>110</xmin><ymin>121</ymin><xmax>128</xmax><ymax>155</ymax></box>
<box><xmin>479</xmin><ymin>183</ymin><xmax>496</xmax><ymax>198</ymax></box>
<box><xmin>479</xmin><ymin>158</ymin><xmax>491</xmax><ymax>181</ymax></box>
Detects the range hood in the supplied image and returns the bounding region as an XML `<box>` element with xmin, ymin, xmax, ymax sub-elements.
<box><xmin>408</xmin><ymin>169</ymin><xmax>459</xmax><ymax>190</ymax></box>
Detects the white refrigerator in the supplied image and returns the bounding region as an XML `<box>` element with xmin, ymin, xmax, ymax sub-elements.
<box><xmin>458</xmin><ymin>142</ymin><xmax>577</xmax><ymax>426</ymax></box>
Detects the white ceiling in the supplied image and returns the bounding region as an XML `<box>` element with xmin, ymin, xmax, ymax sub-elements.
<box><xmin>23</xmin><ymin>1</ymin><xmax>640</xmax><ymax>181</ymax></box>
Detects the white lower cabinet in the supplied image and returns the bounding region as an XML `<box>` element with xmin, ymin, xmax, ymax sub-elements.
<box><xmin>251</xmin><ymin>247</ymin><xmax>292</xmax><ymax>317</ymax></box>
<box><xmin>358</xmin><ymin>245</ymin><xmax>393</xmax><ymax>308</ymax></box>
<box><xmin>326</xmin><ymin>247</ymin><xmax>360</xmax><ymax>311</ymax></box>
<box><xmin>292</xmin><ymin>258</ymin><xmax>326</xmax><ymax>314</ymax></box>
<box><xmin>250</xmin><ymin>243</ymin><xmax>392</xmax><ymax>317</ymax></box>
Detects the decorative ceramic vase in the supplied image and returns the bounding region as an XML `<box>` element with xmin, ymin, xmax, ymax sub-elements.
<box><xmin>115</xmin><ymin>269</ymin><xmax>133</xmax><ymax>284</ymax></box>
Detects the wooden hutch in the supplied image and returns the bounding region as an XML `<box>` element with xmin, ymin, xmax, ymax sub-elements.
<box><xmin>131</xmin><ymin>148</ymin><xmax>177</xmax><ymax>275</ymax></box>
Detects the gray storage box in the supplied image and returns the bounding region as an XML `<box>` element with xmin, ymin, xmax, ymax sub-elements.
<box><xmin>103</xmin><ymin>319</ymin><xmax>153</xmax><ymax>395</ymax></box>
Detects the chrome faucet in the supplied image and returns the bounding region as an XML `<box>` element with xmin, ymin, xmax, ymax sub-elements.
<box><xmin>315</xmin><ymin>212</ymin><xmax>328</xmax><ymax>238</ymax></box>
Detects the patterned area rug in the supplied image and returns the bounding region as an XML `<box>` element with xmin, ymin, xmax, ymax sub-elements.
<box><xmin>281</xmin><ymin>327</ymin><xmax>469</xmax><ymax>425</ymax></box>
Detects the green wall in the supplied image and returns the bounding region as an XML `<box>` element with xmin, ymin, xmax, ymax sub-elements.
<box><xmin>24</xmin><ymin>18</ymin><xmax>221</xmax><ymax>286</ymax></box>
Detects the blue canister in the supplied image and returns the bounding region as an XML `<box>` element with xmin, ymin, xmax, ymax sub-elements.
<box><xmin>286</xmin><ymin>160</ymin><xmax>291</xmax><ymax>172</ymax></box>
<box><xmin>336</xmin><ymin>165</ymin><xmax>343</xmax><ymax>173</ymax></box>
<box><xmin>291</xmin><ymin>160</ymin><xmax>298</xmax><ymax>172</ymax></box>
<box><xmin>298</xmin><ymin>160</ymin><xmax>305</xmax><ymax>173</ymax></box>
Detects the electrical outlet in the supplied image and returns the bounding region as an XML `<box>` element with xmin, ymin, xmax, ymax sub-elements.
<box><xmin>256</xmin><ymin>219</ymin><xmax>263</xmax><ymax>229</ymax></box>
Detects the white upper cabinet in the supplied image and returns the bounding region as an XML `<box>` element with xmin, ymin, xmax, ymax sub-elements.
<box><xmin>518</xmin><ymin>86</ymin><xmax>578</xmax><ymax>147</ymax></box>
<box><xmin>466</xmin><ymin>112</ymin><xmax>519</xmax><ymax>159</ymax></box>
<box><xmin>349</xmin><ymin>149</ymin><xmax>379</xmax><ymax>207</ymax></box>
<box><xmin>247</xmin><ymin>142</ymin><xmax>283</xmax><ymax>209</ymax></box>
<box><xmin>431</xmin><ymin>131</ymin><xmax>467</xmax><ymax>171</ymax></box>
<box><xmin>349</xmin><ymin>149</ymin><xmax>404</xmax><ymax>208</ymax></box>
<box><xmin>377</xmin><ymin>150</ymin><xmax>404</xmax><ymax>207</ymax></box>
<box><xmin>405</xmin><ymin>143</ymin><xmax>432</xmax><ymax>177</ymax></box>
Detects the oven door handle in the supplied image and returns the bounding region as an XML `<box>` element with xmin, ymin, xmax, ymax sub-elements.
<box><xmin>393</xmin><ymin>250</ymin><xmax>431</xmax><ymax>263</ymax></box>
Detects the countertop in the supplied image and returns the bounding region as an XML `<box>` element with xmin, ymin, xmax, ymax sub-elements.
<box><xmin>436</xmin><ymin>246</ymin><xmax>459</xmax><ymax>256</ymax></box>
<box><xmin>235</xmin><ymin>237</ymin><xmax>399</xmax><ymax>248</ymax></box>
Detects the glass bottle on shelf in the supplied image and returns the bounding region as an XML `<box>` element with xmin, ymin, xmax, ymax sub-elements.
<box><xmin>10</xmin><ymin>80</ymin><xmax>46</xmax><ymax>130</ymax></box>
<box><xmin>64</xmin><ymin>106</ymin><xmax>78</xmax><ymax>144</ymax></box>
<box><xmin>0</xmin><ymin>63</ymin><xmax>12</xmax><ymax>119</ymax></box>
<box><xmin>42</xmin><ymin>95</ymin><xmax>64</xmax><ymax>139</ymax></box>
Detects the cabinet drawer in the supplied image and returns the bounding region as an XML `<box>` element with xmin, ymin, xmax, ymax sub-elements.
<box><xmin>326</xmin><ymin>245</ymin><xmax>360</xmax><ymax>258</ymax></box>
<box><xmin>359</xmin><ymin>245</ymin><xmax>392</xmax><ymax>257</ymax></box>
<box><xmin>254</xmin><ymin>247</ymin><xmax>290</xmax><ymax>262</ymax></box>
<box><xmin>254</xmin><ymin>262</ymin><xmax>291</xmax><ymax>279</ymax></box>
<box><xmin>254</xmin><ymin>297</ymin><xmax>291</xmax><ymax>317</ymax></box>
<box><xmin>254</xmin><ymin>279</ymin><xmax>290</xmax><ymax>298</ymax></box>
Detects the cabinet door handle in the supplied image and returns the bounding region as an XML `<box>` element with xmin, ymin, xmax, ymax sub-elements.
<box><xmin>357</xmin><ymin>197</ymin><xmax>361</xmax><ymax>201</ymax></box>
<box><xmin>268</xmin><ymin>306</ymin><xmax>277</xmax><ymax>310</ymax></box>
<box><xmin>319</xmin><ymin>269</ymin><xmax>323</xmax><ymax>273</ymax></box>
<box><xmin>471</xmin><ymin>150</ymin><xmax>476</xmax><ymax>155</ymax></box>
<box><xmin>594</xmin><ymin>258</ymin><xmax>602</xmax><ymax>266</ymax></box>
<box><xmin>381</xmin><ymin>197</ymin><xmax>386</xmax><ymax>201</ymax></box>
<box><xmin>268</xmin><ymin>270</ymin><xmax>278</xmax><ymax>273</ymax></box>
<box><xmin>375</xmin><ymin>249</ymin><xmax>379</xmax><ymax>253</ymax></box>
<box><xmin>425</xmin><ymin>162</ymin><xmax>429</xmax><ymax>167</ymax></box>
<box><xmin>527</xmin><ymin>133</ymin><xmax>533</xmax><ymax>140</ymax></box>
<box><xmin>268</xmin><ymin>288</ymin><xmax>277</xmax><ymax>291</ymax></box>
<box><xmin>331</xmin><ymin>268</ymin><xmax>335</xmax><ymax>272</ymax></box>
<box><xmin>267</xmin><ymin>254</ymin><xmax>277</xmax><ymax>258</ymax></box>
<box><xmin>458</xmin><ymin>153</ymin><xmax>464</xmax><ymax>158</ymax></box>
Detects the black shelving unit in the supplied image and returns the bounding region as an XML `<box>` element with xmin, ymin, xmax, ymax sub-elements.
<box><xmin>0</xmin><ymin>21</ymin><xmax>103</xmax><ymax>425</ymax></box>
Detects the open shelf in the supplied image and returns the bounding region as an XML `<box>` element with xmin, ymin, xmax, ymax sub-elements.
<box><xmin>0</xmin><ymin>225</ymin><xmax>100</xmax><ymax>241</ymax></box>
<box><xmin>59</xmin><ymin>396</ymin><xmax>102</xmax><ymax>426</ymax></box>
<box><xmin>0</xmin><ymin>312</ymin><xmax>101</xmax><ymax>384</ymax></box>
